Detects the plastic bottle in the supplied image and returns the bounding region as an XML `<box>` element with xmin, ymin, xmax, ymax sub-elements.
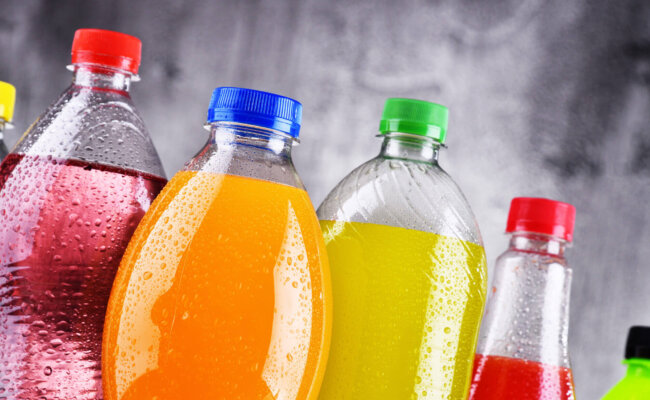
<box><xmin>317</xmin><ymin>98</ymin><xmax>487</xmax><ymax>399</ymax></box>
<box><xmin>0</xmin><ymin>81</ymin><xmax>16</xmax><ymax>160</ymax></box>
<box><xmin>103</xmin><ymin>87</ymin><xmax>331</xmax><ymax>400</ymax></box>
<box><xmin>0</xmin><ymin>29</ymin><xmax>166</xmax><ymax>399</ymax></box>
<box><xmin>469</xmin><ymin>197</ymin><xmax>577</xmax><ymax>400</ymax></box>
<box><xmin>602</xmin><ymin>326</ymin><xmax>650</xmax><ymax>399</ymax></box>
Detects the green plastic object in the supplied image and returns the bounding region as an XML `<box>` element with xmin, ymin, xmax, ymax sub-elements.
<box><xmin>602</xmin><ymin>359</ymin><xmax>650</xmax><ymax>399</ymax></box>
<box><xmin>379</xmin><ymin>98</ymin><xmax>449</xmax><ymax>143</ymax></box>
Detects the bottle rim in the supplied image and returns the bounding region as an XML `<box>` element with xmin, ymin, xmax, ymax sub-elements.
<box><xmin>203</xmin><ymin>121</ymin><xmax>300</xmax><ymax>144</ymax></box>
<box><xmin>66</xmin><ymin>63</ymin><xmax>141</xmax><ymax>82</ymax></box>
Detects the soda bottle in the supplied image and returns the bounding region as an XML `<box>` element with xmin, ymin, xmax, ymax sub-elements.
<box><xmin>0</xmin><ymin>29</ymin><xmax>166</xmax><ymax>399</ymax></box>
<box><xmin>602</xmin><ymin>326</ymin><xmax>650</xmax><ymax>399</ymax></box>
<box><xmin>469</xmin><ymin>197</ymin><xmax>577</xmax><ymax>400</ymax></box>
<box><xmin>317</xmin><ymin>98</ymin><xmax>487</xmax><ymax>399</ymax></box>
<box><xmin>103</xmin><ymin>87</ymin><xmax>331</xmax><ymax>400</ymax></box>
<box><xmin>0</xmin><ymin>81</ymin><xmax>16</xmax><ymax>160</ymax></box>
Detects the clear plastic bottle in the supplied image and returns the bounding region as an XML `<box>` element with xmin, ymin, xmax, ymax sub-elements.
<box><xmin>317</xmin><ymin>98</ymin><xmax>487</xmax><ymax>399</ymax></box>
<box><xmin>0</xmin><ymin>81</ymin><xmax>16</xmax><ymax>160</ymax></box>
<box><xmin>0</xmin><ymin>29</ymin><xmax>166</xmax><ymax>399</ymax></box>
<box><xmin>602</xmin><ymin>326</ymin><xmax>650</xmax><ymax>399</ymax></box>
<box><xmin>103</xmin><ymin>87</ymin><xmax>330</xmax><ymax>400</ymax></box>
<box><xmin>469</xmin><ymin>197</ymin><xmax>577</xmax><ymax>400</ymax></box>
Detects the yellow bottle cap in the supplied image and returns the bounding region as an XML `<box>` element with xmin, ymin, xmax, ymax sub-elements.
<box><xmin>0</xmin><ymin>81</ymin><xmax>16</xmax><ymax>123</ymax></box>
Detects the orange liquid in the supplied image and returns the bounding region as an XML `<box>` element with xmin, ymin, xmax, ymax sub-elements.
<box><xmin>102</xmin><ymin>171</ymin><xmax>331</xmax><ymax>400</ymax></box>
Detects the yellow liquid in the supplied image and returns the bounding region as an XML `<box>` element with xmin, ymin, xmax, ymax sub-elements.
<box><xmin>318</xmin><ymin>220</ymin><xmax>487</xmax><ymax>400</ymax></box>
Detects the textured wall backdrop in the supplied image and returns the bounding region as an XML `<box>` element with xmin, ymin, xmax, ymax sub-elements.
<box><xmin>2</xmin><ymin>0</ymin><xmax>650</xmax><ymax>398</ymax></box>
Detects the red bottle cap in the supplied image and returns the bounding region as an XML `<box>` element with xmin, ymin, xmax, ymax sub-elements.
<box><xmin>506</xmin><ymin>197</ymin><xmax>576</xmax><ymax>242</ymax></box>
<box><xmin>71</xmin><ymin>29</ymin><xmax>142</xmax><ymax>75</ymax></box>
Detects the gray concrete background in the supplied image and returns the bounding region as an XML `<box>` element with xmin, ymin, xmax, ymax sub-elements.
<box><xmin>2</xmin><ymin>0</ymin><xmax>649</xmax><ymax>398</ymax></box>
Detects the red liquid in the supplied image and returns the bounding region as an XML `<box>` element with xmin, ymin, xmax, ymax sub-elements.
<box><xmin>469</xmin><ymin>354</ymin><xmax>576</xmax><ymax>400</ymax></box>
<box><xmin>0</xmin><ymin>153</ymin><xmax>166</xmax><ymax>400</ymax></box>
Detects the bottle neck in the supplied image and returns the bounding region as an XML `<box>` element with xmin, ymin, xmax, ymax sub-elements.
<box><xmin>508</xmin><ymin>232</ymin><xmax>568</xmax><ymax>257</ymax></box>
<box><xmin>625</xmin><ymin>359</ymin><xmax>650</xmax><ymax>378</ymax></box>
<box><xmin>379</xmin><ymin>132</ymin><xmax>440</xmax><ymax>164</ymax></box>
<box><xmin>478</xmin><ymin>231</ymin><xmax>572</xmax><ymax>366</ymax></box>
<box><xmin>72</xmin><ymin>64</ymin><xmax>133</xmax><ymax>93</ymax></box>
<box><xmin>208</xmin><ymin>121</ymin><xmax>295</xmax><ymax>158</ymax></box>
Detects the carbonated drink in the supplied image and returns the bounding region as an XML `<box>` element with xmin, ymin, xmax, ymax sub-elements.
<box><xmin>103</xmin><ymin>88</ymin><xmax>330</xmax><ymax>400</ymax></box>
<box><xmin>0</xmin><ymin>29</ymin><xmax>166</xmax><ymax>399</ymax></box>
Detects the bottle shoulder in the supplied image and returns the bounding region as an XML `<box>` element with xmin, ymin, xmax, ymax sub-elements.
<box><xmin>184</xmin><ymin>136</ymin><xmax>305</xmax><ymax>190</ymax></box>
<box><xmin>317</xmin><ymin>156</ymin><xmax>482</xmax><ymax>244</ymax></box>
<box><xmin>495</xmin><ymin>248</ymin><xmax>569</xmax><ymax>270</ymax></box>
<box><xmin>603</xmin><ymin>376</ymin><xmax>650</xmax><ymax>399</ymax></box>
<box><xmin>478</xmin><ymin>246</ymin><xmax>573</xmax><ymax>367</ymax></box>
<box><xmin>14</xmin><ymin>84</ymin><xmax>165</xmax><ymax>177</ymax></box>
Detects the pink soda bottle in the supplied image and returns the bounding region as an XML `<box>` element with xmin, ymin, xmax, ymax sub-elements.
<box><xmin>0</xmin><ymin>29</ymin><xmax>166</xmax><ymax>399</ymax></box>
<box><xmin>469</xmin><ymin>197</ymin><xmax>577</xmax><ymax>400</ymax></box>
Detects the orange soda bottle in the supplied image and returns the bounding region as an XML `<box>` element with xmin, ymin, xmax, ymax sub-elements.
<box><xmin>102</xmin><ymin>87</ymin><xmax>331</xmax><ymax>400</ymax></box>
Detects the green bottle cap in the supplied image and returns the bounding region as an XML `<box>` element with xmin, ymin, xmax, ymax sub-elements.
<box><xmin>378</xmin><ymin>98</ymin><xmax>449</xmax><ymax>143</ymax></box>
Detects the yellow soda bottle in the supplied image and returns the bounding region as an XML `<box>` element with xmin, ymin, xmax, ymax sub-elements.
<box><xmin>0</xmin><ymin>81</ymin><xmax>16</xmax><ymax>159</ymax></box>
<box><xmin>317</xmin><ymin>98</ymin><xmax>487</xmax><ymax>399</ymax></box>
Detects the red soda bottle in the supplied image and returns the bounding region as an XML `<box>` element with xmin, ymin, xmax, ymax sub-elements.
<box><xmin>0</xmin><ymin>29</ymin><xmax>166</xmax><ymax>399</ymax></box>
<box><xmin>469</xmin><ymin>197</ymin><xmax>577</xmax><ymax>400</ymax></box>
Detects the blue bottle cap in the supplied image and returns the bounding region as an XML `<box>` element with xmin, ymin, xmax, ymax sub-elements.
<box><xmin>207</xmin><ymin>87</ymin><xmax>302</xmax><ymax>138</ymax></box>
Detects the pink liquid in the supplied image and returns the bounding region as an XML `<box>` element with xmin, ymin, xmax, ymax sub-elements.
<box><xmin>0</xmin><ymin>153</ymin><xmax>166</xmax><ymax>400</ymax></box>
